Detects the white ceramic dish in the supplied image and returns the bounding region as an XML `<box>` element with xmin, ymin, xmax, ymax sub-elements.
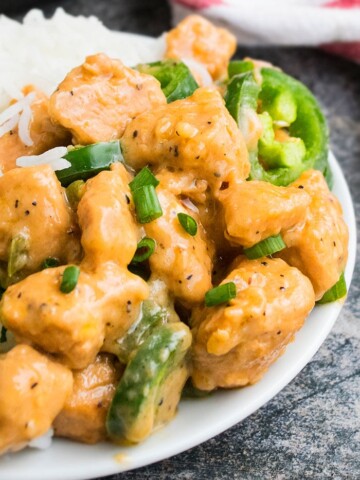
<box><xmin>0</xmin><ymin>152</ymin><xmax>356</xmax><ymax>480</ymax></box>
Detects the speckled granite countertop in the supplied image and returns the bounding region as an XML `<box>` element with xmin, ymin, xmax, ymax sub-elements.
<box><xmin>6</xmin><ymin>1</ymin><xmax>360</xmax><ymax>478</ymax></box>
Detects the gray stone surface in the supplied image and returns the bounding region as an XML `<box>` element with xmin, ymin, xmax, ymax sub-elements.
<box><xmin>7</xmin><ymin>1</ymin><xmax>360</xmax><ymax>478</ymax></box>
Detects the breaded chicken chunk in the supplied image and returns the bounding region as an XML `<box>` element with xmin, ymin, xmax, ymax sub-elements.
<box><xmin>49</xmin><ymin>53</ymin><xmax>166</xmax><ymax>144</ymax></box>
<box><xmin>165</xmin><ymin>15</ymin><xmax>236</xmax><ymax>81</ymax></box>
<box><xmin>191</xmin><ymin>257</ymin><xmax>315</xmax><ymax>390</ymax></box>
<box><xmin>279</xmin><ymin>170</ymin><xmax>349</xmax><ymax>300</ymax></box>
<box><xmin>121</xmin><ymin>87</ymin><xmax>250</xmax><ymax>193</ymax></box>
<box><xmin>54</xmin><ymin>354</ymin><xmax>122</xmax><ymax>444</ymax></box>
<box><xmin>0</xmin><ymin>345</ymin><xmax>73</xmax><ymax>455</ymax></box>
<box><xmin>0</xmin><ymin>165</ymin><xmax>148</xmax><ymax>368</ymax></box>
<box><xmin>221</xmin><ymin>180</ymin><xmax>311</xmax><ymax>248</ymax></box>
<box><xmin>0</xmin><ymin>164</ymin><xmax>80</xmax><ymax>280</ymax></box>
<box><xmin>145</xmin><ymin>173</ymin><xmax>213</xmax><ymax>306</ymax></box>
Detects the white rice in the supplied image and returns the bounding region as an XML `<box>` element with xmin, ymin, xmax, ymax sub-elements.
<box><xmin>16</xmin><ymin>146</ymin><xmax>70</xmax><ymax>171</ymax></box>
<box><xmin>0</xmin><ymin>8</ymin><xmax>166</xmax><ymax>109</ymax></box>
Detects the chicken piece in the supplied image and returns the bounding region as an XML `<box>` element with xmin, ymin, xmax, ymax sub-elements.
<box><xmin>150</xmin><ymin>168</ymin><xmax>231</xmax><ymax>256</ymax></box>
<box><xmin>1</xmin><ymin>263</ymin><xmax>147</xmax><ymax>369</ymax></box>
<box><xmin>221</xmin><ymin>180</ymin><xmax>311</xmax><ymax>248</ymax></box>
<box><xmin>0</xmin><ymin>345</ymin><xmax>73</xmax><ymax>455</ymax></box>
<box><xmin>121</xmin><ymin>87</ymin><xmax>250</xmax><ymax>194</ymax></box>
<box><xmin>78</xmin><ymin>163</ymin><xmax>139</xmax><ymax>269</ymax></box>
<box><xmin>0</xmin><ymin>164</ymin><xmax>80</xmax><ymax>281</ymax></box>
<box><xmin>0</xmin><ymin>86</ymin><xmax>70</xmax><ymax>173</ymax></box>
<box><xmin>49</xmin><ymin>53</ymin><xmax>166</xmax><ymax>145</ymax></box>
<box><xmin>165</xmin><ymin>15</ymin><xmax>236</xmax><ymax>81</ymax></box>
<box><xmin>54</xmin><ymin>354</ymin><xmax>122</xmax><ymax>444</ymax></box>
<box><xmin>0</xmin><ymin>165</ymin><xmax>149</xmax><ymax>368</ymax></box>
<box><xmin>278</xmin><ymin>170</ymin><xmax>349</xmax><ymax>300</ymax></box>
<box><xmin>145</xmin><ymin>177</ymin><xmax>213</xmax><ymax>306</ymax></box>
<box><xmin>191</xmin><ymin>257</ymin><xmax>315</xmax><ymax>390</ymax></box>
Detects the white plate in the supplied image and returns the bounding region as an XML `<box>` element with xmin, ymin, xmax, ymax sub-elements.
<box><xmin>0</xmin><ymin>152</ymin><xmax>356</xmax><ymax>480</ymax></box>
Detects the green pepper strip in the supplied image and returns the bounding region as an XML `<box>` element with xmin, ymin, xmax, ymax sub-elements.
<box><xmin>227</xmin><ymin>61</ymin><xmax>331</xmax><ymax>187</ymax></box>
<box><xmin>225</xmin><ymin>72</ymin><xmax>260</xmax><ymax>128</ymax></box>
<box><xmin>106</xmin><ymin>323</ymin><xmax>191</xmax><ymax>443</ymax></box>
<box><xmin>115</xmin><ymin>300</ymin><xmax>169</xmax><ymax>364</ymax></box>
<box><xmin>136</xmin><ymin>60</ymin><xmax>199</xmax><ymax>103</ymax></box>
<box><xmin>56</xmin><ymin>141</ymin><xmax>123</xmax><ymax>187</ymax></box>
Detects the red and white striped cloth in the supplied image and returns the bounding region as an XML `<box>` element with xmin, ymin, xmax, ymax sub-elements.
<box><xmin>171</xmin><ymin>0</ymin><xmax>360</xmax><ymax>62</ymax></box>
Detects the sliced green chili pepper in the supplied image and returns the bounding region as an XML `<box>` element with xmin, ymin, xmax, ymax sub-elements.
<box><xmin>56</xmin><ymin>141</ymin><xmax>123</xmax><ymax>187</ymax></box>
<box><xmin>226</xmin><ymin>60</ymin><xmax>331</xmax><ymax>187</ymax></box>
<box><xmin>136</xmin><ymin>60</ymin><xmax>199</xmax><ymax>103</ymax></box>
<box><xmin>115</xmin><ymin>299</ymin><xmax>170</xmax><ymax>364</ymax></box>
<box><xmin>107</xmin><ymin>322</ymin><xmax>191</xmax><ymax>443</ymax></box>
<box><xmin>228</xmin><ymin>60</ymin><xmax>255</xmax><ymax>78</ymax></box>
<box><xmin>225</xmin><ymin>72</ymin><xmax>261</xmax><ymax>150</ymax></box>
<box><xmin>258</xmin><ymin>112</ymin><xmax>306</xmax><ymax>169</ymax></box>
<box><xmin>257</xmin><ymin>69</ymin><xmax>330</xmax><ymax>186</ymax></box>
<box><xmin>225</xmin><ymin>72</ymin><xmax>260</xmax><ymax>122</ymax></box>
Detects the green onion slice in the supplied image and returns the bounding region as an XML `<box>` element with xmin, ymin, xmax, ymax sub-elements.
<box><xmin>317</xmin><ymin>273</ymin><xmax>347</xmax><ymax>304</ymax></box>
<box><xmin>42</xmin><ymin>257</ymin><xmax>60</xmax><ymax>269</ymax></box>
<box><xmin>60</xmin><ymin>266</ymin><xmax>80</xmax><ymax>294</ymax></box>
<box><xmin>244</xmin><ymin>234</ymin><xmax>286</xmax><ymax>260</ymax></box>
<box><xmin>177</xmin><ymin>213</ymin><xmax>198</xmax><ymax>236</ymax></box>
<box><xmin>0</xmin><ymin>326</ymin><xmax>7</xmax><ymax>343</ymax></box>
<box><xmin>132</xmin><ymin>237</ymin><xmax>156</xmax><ymax>264</ymax></box>
<box><xmin>205</xmin><ymin>282</ymin><xmax>237</xmax><ymax>307</ymax></box>
<box><xmin>129</xmin><ymin>167</ymin><xmax>160</xmax><ymax>193</ymax></box>
<box><xmin>132</xmin><ymin>185</ymin><xmax>163</xmax><ymax>224</ymax></box>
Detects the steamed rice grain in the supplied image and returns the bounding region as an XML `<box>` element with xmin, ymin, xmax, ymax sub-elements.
<box><xmin>0</xmin><ymin>8</ymin><xmax>165</xmax><ymax>109</ymax></box>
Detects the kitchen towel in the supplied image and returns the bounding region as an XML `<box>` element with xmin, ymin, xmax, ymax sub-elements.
<box><xmin>171</xmin><ymin>0</ymin><xmax>360</xmax><ymax>62</ymax></box>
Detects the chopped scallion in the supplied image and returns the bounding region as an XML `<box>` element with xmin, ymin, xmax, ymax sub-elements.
<box><xmin>0</xmin><ymin>326</ymin><xmax>7</xmax><ymax>343</ymax></box>
<box><xmin>244</xmin><ymin>234</ymin><xmax>286</xmax><ymax>260</ymax></box>
<box><xmin>42</xmin><ymin>257</ymin><xmax>60</xmax><ymax>269</ymax></box>
<box><xmin>132</xmin><ymin>185</ymin><xmax>163</xmax><ymax>224</ymax></box>
<box><xmin>129</xmin><ymin>167</ymin><xmax>160</xmax><ymax>192</ymax></box>
<box><xmin>60</xmin><ymin>266</ymin><xmax>80</xmax><ymax>294</ymax></box>
<box><xmin>205</xmin><ymin>282</ymin><xmax>237</xmax><ymax>307</ymax></box>
<box><xmin>177</xmin><ymin>213</ymin><xmax>197</xmax><ymax>236</ymax></box>
<box><xmin>132</xmin><ymin>237</ymin><xmax>156</xmax><ymax>263</ymax></box>
<box><xmin>317</xmin><ymin>273</ymin><xmax>347</xmax><ymax>304</ymax></box>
